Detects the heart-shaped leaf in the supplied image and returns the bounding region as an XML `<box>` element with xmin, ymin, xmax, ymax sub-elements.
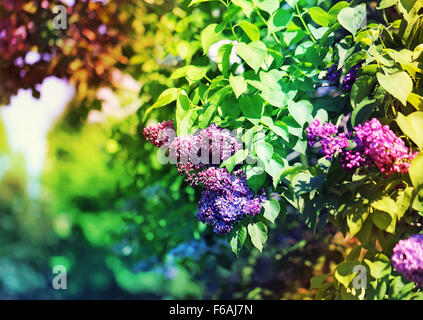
<box><xmin>247</xmin><ymin>222</ymin><xmax>268</xmax><ymax>252</ymax></box>
<box><xmin>337</xmin><ymin>4</ymin><xmax>366</xmax><ymax>35</ymax></box>
<box><xmin>236</xmin><ymin>41</ymin><xmax>267</xmax><ymax>73</ymax></box>
<box><xmin>227</xmin><ymin>224</ymin><xmax>247</xmax><ymax>256</ymax></box>
<box><xmin>263</xmin><ymin>198</ymin><xmax>281</xmax><ymax>224</ymax></box>
<box><xmin>252</xmin><ymin>0</ymin><xmax>279</xmax><ymax>15</ymax></box>
<box><xmin>377</xmin><ymin>71</ymin><xmax>413</xmax><ymax>106</ymax></box>
<box><xmin>396</xmin><ymin>111</ymin><xmax>423</xmax><ymax>149</ymax></box>
<box><xmin>287</xmin><ymin>100</ymin><xmax>313</xmax><ymax>126</ymax></box>
<box><xmin>229</xmin><ymin>74</ymin><xmax>248</xmax><ymax>98</ymax></box>
<box><xmin>268</xmin><ymin>9</ymin><xmax>292</xmax><ymax>34</ymax></box>
<box><xmin>239</xmin><ymin>21</ymin><xmax>261</xmax><ymax>42</ymax></box>
<box><xmin>409</xmin><ymin>152</ymin><xmax>423</xmax><ymax>188</ymax></box>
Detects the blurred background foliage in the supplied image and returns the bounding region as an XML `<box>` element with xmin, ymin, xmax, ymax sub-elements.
<box><xmin>0</xmin><ymin>0</ymin><xmax>356</xmax><ymax>299</ymax></box>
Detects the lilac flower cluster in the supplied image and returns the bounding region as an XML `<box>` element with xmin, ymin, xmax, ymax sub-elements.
<box><xmin>143</xmin><ymin>121</ymin><xmax>267</xmax><ymax>234</ymax></box>
<box><xmin>306</xmin><ymin>120</ymin><xmax>349</xmax><ymax>159</ymax></box>
<box><xmin>391</xmin><ymin>234</ymin><xmax>423</xmax><ymax>287</ymax></box>
<box><xmin>325</xmin><ymin>62</ymin><xmax>362</xmax><ymax>91</ymax></box>
<box><xmin>143</xmin><ymin>120</ymin><xmax>175</xmax><ymax>148</ymax></box>
<box><xmin>306</xmin><ymin>118</ymin><xmax>417</xmax><ymax>176</ymax></box>
<box><xmin>326</xmin><ymin>64</ymin><xmax>341</xmax><ymax>85</ymax></box>
<box><xmin>197</xmin><ymin>168</ymin><xmax>266</xmax><ymax>234</ymax></box>
<box><xmin>168</xmin><ymin>123</ymin><xmax>242</xmax><ymax>185</ymax></box>
<box><xmin>351</xmin><ymin>119</ymin><xmax>417</xmax><ymax>176</ymax></box>
<box><xmin>341</xmin><ymin>63</ymin><xmax>362</xmax><ymax>91</ymax></box>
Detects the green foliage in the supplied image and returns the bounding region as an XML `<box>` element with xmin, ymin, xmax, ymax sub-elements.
<box><xmin>140</xmin><ymin>0</ymin><xmax>423</xmax><ymax>300</ymax></box>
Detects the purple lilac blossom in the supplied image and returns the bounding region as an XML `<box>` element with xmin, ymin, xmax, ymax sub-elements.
<box><xmin>341</xmin><ymin>63</ymin><xmax>362</xmax><ymax>91</ymax></box>
<box><xmin>326</xmin><ymin>64</ymin><xmax>341</xmax><ymax>85</ymax></box>
<box><xmin>391</xmin><ymin>234</ymin><xmax>423</xmax><ymax>287</ymax></box>
<box><xmin>306</xmin><ymin>118</ymin><xmax>417</xmax><ymax>176</ymax></box>
<box><xmin>306</xmin><ymin>119</ymin><xmax>350</xmax><ymax>159</ymax></box>
<box><xmin>197</xmin><ymin>168</ymin><xmax>266</xmax><ymax>234</ymax></box>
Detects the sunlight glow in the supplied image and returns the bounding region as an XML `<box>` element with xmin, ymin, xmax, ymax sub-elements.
<box><xmin>0</xmin><ymin>77</ymin><xmax>74</xmax><ymax>196</ymax></box>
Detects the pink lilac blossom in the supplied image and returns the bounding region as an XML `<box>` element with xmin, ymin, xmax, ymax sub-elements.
<box><xmin>306</xmin><ymin>118</ymin><xmax>416</xmax><ymax>176</ymax></box>
<box><xmin>391</xmin><ymin>234</ymin><xmax>423</xmax><ymax>287</ymax></box>
<box><xmin>170</xmin><ymin>124</ymin><xmax>241</xmax><ymax>186</ymax></box>
<box><xmin>352</xmin><ymin>119</ymin><xmax>417</xmax><ymax>176</ymax></box>
<box><xmin>143</xmin><ymin>121</ymin><xmax>267</xmax><ymax>234</ymax></box>
<box><xmin>143</xmin><ymin>120</ymin><xmax>175</xmax><ymax>148</ymax></box>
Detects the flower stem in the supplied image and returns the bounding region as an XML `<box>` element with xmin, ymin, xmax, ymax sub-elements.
<box><xmin>254</xmin><ymin>6</ymin><xmax>281</xmax><ymax>44</ymax></box>
<box><xmin>296</xmin><ymin>4</ymin><xmax>316</xmax><ymax>44</ymax></box>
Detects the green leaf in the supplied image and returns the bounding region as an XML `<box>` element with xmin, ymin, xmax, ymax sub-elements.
<box><xmin>283</xmin><ymin>30</ymin><xmax>306</xmax><ymax>46</ymax></box>
<box><xmin>255</xmin><ymin>141</ymin><xmax>273</xmax><ymax>165</ymax></box>
<box><xmin>395</xmin><ymin>187</ymin><xmax>414</xmax><ymax>219</ymax></box>
<box><xmin>199</xmin><ymin>86</ymin><xmax>231</xmax><ymax>128</ymax></box>
<box><xmin>347</xmin><ymin>246</ymin><xmax>362</xmax><ymax>262</ymax></box>
<box><xmin>346</xmin><ymin>205</ymin><xmax>370</xmax><ymax>237</ymax></box>
<box><xmin>328</xmin><ymin>1</ymin><xmax>350</xmax><ymax>16</ymax></box>
<box><xmin>377</xmin><ymin>72</ymin><xmax>413</xmax><ymax>106</ymax></box>
<box><xmin>259</xmin><ymin>69</ymin><xmax>284</xmax><ymax>89</ymax></box>
<box><xmin>310</xmin><ymin>274</ymin><xmax>330</xmax><ymax>290</ymax></box>
<box><xmin>308</xmin><ymin>7</ymin><xmax>333</xmax><ymax>27</ymax></box>
<box><xmin>371</xmin><ymin>197</ymin><xmax>398</xmax><ymax>233</ymax></box>
<box><xmin>396</xmin><ymin>112</ymin><xmax>423</xmax><ymax>149</ymax></box>
<box><xmin>239</xmin><ymin>95</ymin><xmax>264</xmax><ymax>119</ymax></box>
<box><xmin>229</xmin><ymin>74</ymin><xmax>248</xmax><ymax>98</ymax></box>
<box><xmin>287</xmin><ymin>100</ymin><xmax>313</xmax><ymax>126</ymax></box>
<box><xmin>364</xmin><ymin>253</ymin><xmax>391</xmax><ymax>279</ymax></box>
<box><xmin>189</xmin><ymin>0</ymin><xmax>215</xmax><ymax>6</ymax></box>
<box><xmin>217</xmin><ymin>44</ymin><xmax>233</xmax><ymax>78</ymax></box>
<box><xmin>246</xmin><ymin>164</ymin><xmax>266</xmax><ymax>192</ymax></box>
<box><xmin>350</xmin><ymin>76</ymin><xmax>376</xmax><ymax>109</ymax></box>
<box><xmin>201</xmin><ymin>24</ymin><xmax>223</xmax><ymax>54</ymax></box>
<box><xmin>267</xmin><ymin>155</ymin><xmax>288</xmax><ymax>187</ymax></box>
<box><xmin>337</xmin><ymin>4</ymin><xmax>366</xmax><ymax>35</ymax></box>
<box><xmin>239</xmin><ymin>20</ymin><xmax>261</xmax><ymax>42</ymax></box>
<box><xmin>175</xmin><ymin>92</ymin><xmax>192</xmax><ymax>136</ymax></box>
<box><xmin>292</xmin><ymin>172</ymin><xmax>325</xmax><ymax>196</ymax></box>
<box><xmin>221</xmin><ymin>149</ymin><xmax>249</xmax><ymax>173</ymax></box>
<box><xmin>171</xmin><ymin>66</ymin><xmax>189</xmax><ymax>79</ymax></box>
<box><xmin>407</xmin><ymin>93</ymin><xmax>423</xmax><ymax>111</ymax></box>
<box><xmin>336</xmin><ymin>38</ymin><xmax>355</xmax><ymax>69</ymax></box>
<box><xmin>378</xmin><ymin>0</ymin><xmax>398</xmax><ymax>9</ymax></box>
<box><xmin>247</xmin><ymin>222</ymin><xmax>268</xmax><ymax>252</ymax></box>
<box><xmin>334</xmin><ymin>261</ymin><xmax>360</xmax><ymax>288</ymax></box>
<box><xmin>232</xmin><ymin>0</ymin><xmax>254</xmax><ymax>18</ymax></box>
<box><xmin>228</xmin><ymin>224</ymin><xmax>247</xmax><ymax>256</ymax></box>
<box><xmin>262</xmin><ymin>198</ymin><xmax>280</xmax><ymax>224</ymax></box>
<box><xmin>371</xmin><ymin>197</ymin><xmax>398</xmax><ymax>214</ymax></box>
<box><xmin>371</xmin><ymin>210</ymin><xmax>396</xmax><ymax>234</ymax></box>
<box><xmin>390</xmin><ymin>275</ymin><xmax>417</xmax><ymax>299</ymax></box>
<box><xmin>350</xmin><ymin>99</ymin><xmax>376</xmax><ymax>126</ymax></box>
<box><xmin>412</xmin><ymin>188</ymin><xmax>423</xmax><ymax>212</ymax></box>
<box><xmin>186</xmin><ymin>65</ymin><xmax>209</xmax><ymax>82</ymax></box>
<box><xmin>144</xmin><ymin>88</ymin><xmax>179</xmax><ymax>120</ymax></box>
<box><xmin>252</xmin><ymin>0</ymin><xmax>279</xmax><ymax>15</ymax></box>
<box><xmin>236</xmin><ymin>41</ymin><xmax>267</xmax><ymax>73</ymax></box>
<box><xmin>268</xmin><ymin>9</ymin><xmax>292</xmax><ymax>34</ymax></box>
<box><xmin>409</xmin><ymin>153</ymin><xmax>423</xmax><ymax>188</ymax></box>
